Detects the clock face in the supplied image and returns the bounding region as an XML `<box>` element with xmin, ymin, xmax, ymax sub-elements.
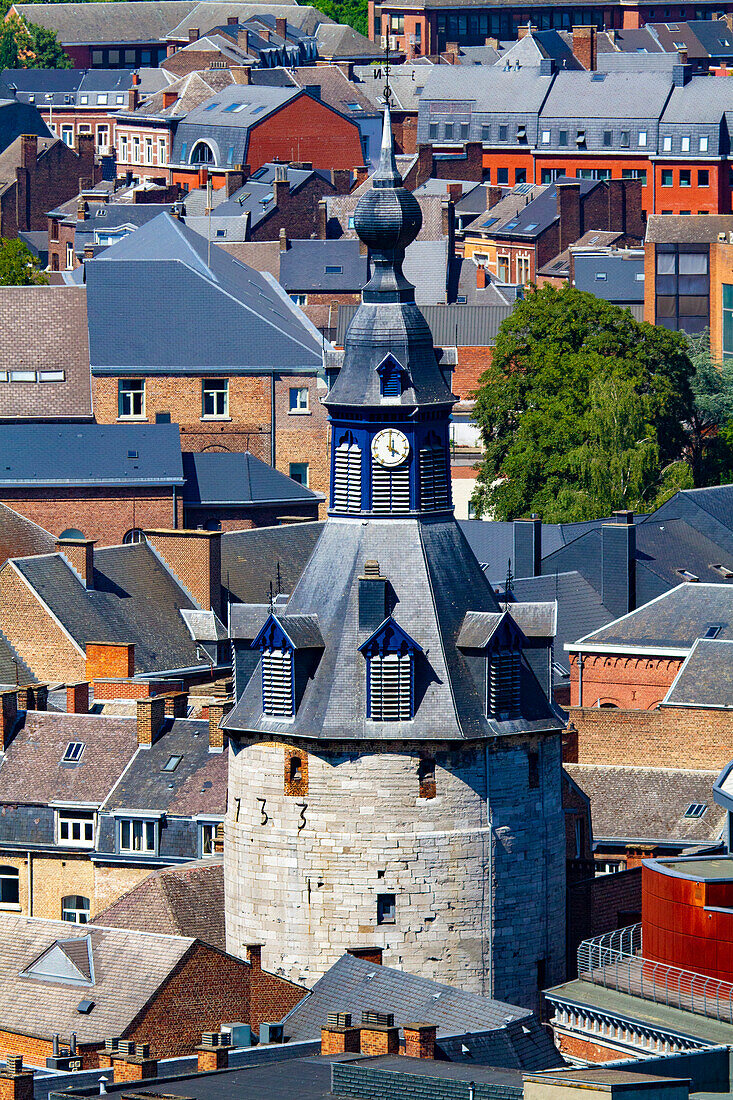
<box><xmin>371</xmin><ymin>429</ymin><xmax>410</xmax><ymax>468</ymax></box>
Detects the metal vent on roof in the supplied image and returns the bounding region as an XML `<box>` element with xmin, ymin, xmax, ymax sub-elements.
<box><xmin>77</xmin><ymin>999</ymin><xmax>94</xmax><ymax>1014</ymax></box>
<box><xmin>684</xmin><ymin>803</ymin><xmax>707</xmax><ymax>819</ymax></box>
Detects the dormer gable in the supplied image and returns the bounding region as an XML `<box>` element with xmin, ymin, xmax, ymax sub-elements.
<box><xmin>376</xmin><ymin>354</ymin><xmax>410</xmax><ymax>398</ymax></box>
<box><xmin>21</xmin><ymin>935</ymin><xmax>94</xmax><ymax>986</ymax></box>
<box><xmin>252</xmin><ymin>613</ymin><xmax>323</xmax><ymax>720</ymax></box>
<box><xmin>457</xmin><ymin>610</ymin><xmax>524</xmax><ymax>721</ymax></box>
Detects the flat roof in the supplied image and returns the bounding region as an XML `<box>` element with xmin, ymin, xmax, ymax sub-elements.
<box><xmin>654</xmin><ymin>857</ymin><xmax>733</xmax><ymax>881</ymax></box>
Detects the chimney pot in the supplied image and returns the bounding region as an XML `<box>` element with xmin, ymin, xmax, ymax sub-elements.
<box><xmin>279</xmin><ymin>226</ymin><xmax>289</xmax><ymax>252</ymax></box>
<box><xmin>136</xmin><ymin>695</ymin><xmax>166</xmax><ymax>747</ymax></box>
<box><xmin>513</xmin><ymin>516</ymin><xmax>542</xmax><ymax>578</ymax></box>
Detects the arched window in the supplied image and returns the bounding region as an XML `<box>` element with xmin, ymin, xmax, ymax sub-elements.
<box><xmin>59</xmin><ymin>528</ymin><xmax>85</xmax><ymax>540</ymax></box>
<box><xmin>0</xmin><ymin>866</ymin><xmax>18</xmax><ymax>905</ymax></box>
<box><xmin>62</xmin><ymin>895</ymin><xmax>90</xmax><ymax>924</ymax></box>
<box><xmin>333</xmin><ymin>432</ymin><xmax>361</xmax><ymax>513</ymax></box>
<box><xmin>122</xmin><ymin>528</ymin><xmax>144</xmax><ymax>544</ymax></box>
<box><xmin>262</xmin><ymin>645</ymin><xmax>293</xmax><ymax>717</ymax></box>
<box><xmin>190</xmin><ymin>141</ymin><xmax>214</xmax><ymax>165</ymax></box>
<box><xmin>419</xmin><ymin>432</ymin><xmax>450</xmax><ymax>511</ymax></box>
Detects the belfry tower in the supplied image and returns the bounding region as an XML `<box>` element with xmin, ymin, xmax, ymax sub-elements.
<box><xmin>223</xmin><ymin>110</ymin><xmax>566</xmax><ymax>1009</ymax></box>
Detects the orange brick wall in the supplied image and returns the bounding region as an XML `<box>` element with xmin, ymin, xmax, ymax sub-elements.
<box><xmin>569</xmin><ymin>653</ymin><xmax>682</xmax><ymax>709</ymax></box>
<box><xmin>86</xmin><ymin>643</ymin><xmax>135</xmax><ymax>681</ymax></box>
<box><xmin>145</xmin><ymin>530</ymin><xmax>219</xmax><ymax>615</ymax></box>
<box><xmin>359</xmin><ymin>1028</ymin><xmax>400</xmax><ymax>1056</ymax></box>
<box><xmin>0</xmin><ymin>488</ymin><xmax>178</xmax><ymax>547</ymax></box>
<box><xmin>245</xmin><ymin>95</ymin><xmax>363</xmax><ymax>173</ymax></box>
<box><xmin>0</xmin><ymin>562</ymin><xmax>85</xmax><ymax>683</ymax></box>
<box><xmin>709</xmin><ymin>240</ymin><xmax>733</xmax><ymax>362</ymax></box>
<box><xmin>555</xmin><ymin>1031</ymin><xmax>622</xmax><ymax>1062</ymax></box>
<box><xmin>452</xmin><ymin>346</ymin><xmax>494</xmax><ymax>402</ymax></box>
<box><xmin>565</xmin><ymin>704</ymin><xmax>733</xmax><ymax>770</ymax></box>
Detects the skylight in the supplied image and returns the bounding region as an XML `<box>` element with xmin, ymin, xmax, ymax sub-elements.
<box><xmin>204</xmin><ymin>103</ymin><xmax>219</xmax><ymax>111</ymax></box>
<box><xmin>684</xmin><ymin>803</ymin><xmax>707</xmax><ymax>819</ymax></box>
<box><xmin>676</xmin><ymin>568</ymin><xmax>699</xmax><ymax>581</ymax></box>
<box><xmin>711</xmin><ymin>563</ymin><xmax>733</xmax><ymax>579</ymax></box>
<box><xmin>62</xmin><ymin>742</ymin><xmax>85</xmax><ymax>763</ymax></box>
<box><xmin>162</xmin><ymin>755</ymin><xmax>182</xmax><ymax>772</ymax></box>
<box><xmin>325</xmin><ymin>265</ymin><xmax>343</xmax><ymax>274</ymax></box>
<box><xmin>704</xmin><ymin>623</ymin><xmax>723</xmax><ymax>638</ymax></box>
<box><xmin>523</xmin><ymin>222</ymin><xmax>538</xmax><ymax>232</ymax></box>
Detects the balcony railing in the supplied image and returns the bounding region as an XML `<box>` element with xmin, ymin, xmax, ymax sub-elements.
<box><xmin>577</xmin><ymin>924</ymin><xmax>733</xmax><ymax>1025</ymax></box>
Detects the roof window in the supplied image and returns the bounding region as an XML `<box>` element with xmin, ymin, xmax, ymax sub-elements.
<box><xmin>325</xmin><ymin>265</ymin><xmax>343</xmax><ymax>274</ymax></box>
<box><xmin>62</xmin><ymin>742</ymin><xmax>85</xmax><ymax>763</ymax></box>
<box><xmin>684</xmin><ymin>803</ymin><xmax>707</xmax><ymax>819</ymax></box>
<box><xmin>204</xmin><ymin>103</ymin><xmax>219</xmax><ymax>111</ymax></box>
<box><xmin>711</xmin><ymin>563</ymin><xmax>733</xmax><ymax>579</ymax></box>
<box><xmin>703</xmin><ymin>623</ymin><xmax>724</xmax><ymax>638</ymax></box>
<box><xmin>162</xmin><ymin>755</ymin><xmax>182</xmax><ymax>772</ymax></box>
<box><xmin>676</xmin><ymin>568</ymin><xmax>699</xmax><ymax>581</ymax></box>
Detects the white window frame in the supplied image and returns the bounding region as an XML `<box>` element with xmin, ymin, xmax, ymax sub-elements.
<box><xmin>61</xmin><ymin>125</ymin><xmax>74</xmax><ymax>147</ymax></box>
<box><xmin>118</xmin><ymin>378</ymin><xmax>145</xmax><ymax>419</ymax></box>
<box><xmin>289</xmin><ymin>462</ymin><xmax>309</xmax><ymax>487</ymax></box>
<box><xmin>199</xmin><ymin>821</ymin><xmax>220</xmax><ymax>857</ymax></box>
<box><xmin>541</xmin><ymin>130</ymin><xmax>551</xmax><ymax>144</ymax></box>
<box><xmin>118</xmin><ymin>818</ymin><xmax>157</xmax><ymax>854</ymax></box>
<box><xmin>289</xmin><ymin>293</ymin><xmax>307</xmax><ymax>306</ymax></box>
<box><xmin>158</xmin><ymin>137</ymin><xmax>166</xmax><ymax>166</ymax></box>
<box><xmin>119</xmin><ymin>135</ymin><xmax>128</xmax><ymax>162</ymax></box>
<box><xmin>662</xmin><ymin>135</ymin><xmax>672</xmax><ymax>152</ymax></box>
<box><xmin>638</xmin><ymin>130</ymin><xmax>647</xmax><ymax>147</ymax></box>
<box><xmin>681</xmin><ymin>134</ymin><xmax>690</xmax><ymax>153</ymax></box>
<box><xmin>144</xmin><ymin>137</ymin><xmax>153</xmax><ymax>164</ymax></box>
<box><xmin>700</xmin><ymin>135</ymin><xmax>709</xmax><ymax>152</ymax></box>
<box><xmin>289</xmin><ymin>386</ymin><xmax>309</xmax><ymax>413</ymax></box>
<box><xmin>0</xmin><ymin>866</ymin><xmax>19</xmax><ymax>907</ymax></box>
<box><xmin>66</xmin><ymin>241</ymin><xmax>74</xmax><ymax>270</ymax></box>
<box><xmin>202</xmin><ymin>377</ymin><xmax>229</xmax><ymax>419</ymax></box>
<box><xmin>57</xmin><ymin>810</ymin><xmax>95</xmax><ymax>849</ymax></box>
<box><xmin>61</xmin><ymin>894</ymin><xmax>90</xmax><ymax>924</ymax></box>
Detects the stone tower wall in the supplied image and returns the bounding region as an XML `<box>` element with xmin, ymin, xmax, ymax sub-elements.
<box><xmin>224</xmin><ymin>733</ymin><xmax>565</xmax><ymax>1010</ymax></box>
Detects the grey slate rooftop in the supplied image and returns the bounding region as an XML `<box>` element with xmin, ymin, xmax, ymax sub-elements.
<box><xmin>85</xmin><ymin>212</ymin><xmax>324</xmax><ymax>376</ymax></box>
<box><xmin>181</xmin><ymin>451</ymin><xmax>322</xmax><ymax>506</ymax></box>
<box><xmin>282</xmin><ymin>953</ymin><xmax>563</xmax><ymax>1071</ymax></box>
<box><xmin>663</xmin><ymin>638</ymin><xmax>733</xmax><ymax>708</ymax></box>
<box><xmin>222</xmin><ymin>521</ymin><xmax>324</xmax><ymax>603</ymax></box>
<box><xmin>0</xmin><ymin>423</ymin><xmax>183</xmax><ymax>487</ymax></box>
<box><xmin>12</xmin><ymin>0</ymin><xmax>199</xmax><ymax>44</ymax></box>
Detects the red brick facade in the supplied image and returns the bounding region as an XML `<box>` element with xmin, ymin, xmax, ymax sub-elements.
<box><xmin>0</xmin><ymin>133</ymin><xmax>98</xmax><ymax>239</ymax></box>
<box><xmin>569</xmin><ymin>653</ymin><xmax>683</xmax><ymax>709</ymax></box>
<box><xmin>0</xmin><ymin>486</ymin><xmax>179</xmax><ymax>547</ymax></box>
<box><xmin>565</xmin><ymin>704</ymin><xmax>733</xmax><ymax>770</ymax></box>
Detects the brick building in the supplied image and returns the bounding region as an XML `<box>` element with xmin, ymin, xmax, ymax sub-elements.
<box><xmin>0</xmin><ymin>916</ymin><xmax>304</xmax><ymax>1068</ymax></box>
<box><xmin>0</xmin><ymin>132</ymin><xmax>98</xmax><ymax>239</ymax></box>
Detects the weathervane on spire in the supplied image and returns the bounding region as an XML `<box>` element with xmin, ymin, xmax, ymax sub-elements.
<box><xmin>382</xmin><ymin>34</ymin><xmax>393</xmax><ymax>109</ymax></box>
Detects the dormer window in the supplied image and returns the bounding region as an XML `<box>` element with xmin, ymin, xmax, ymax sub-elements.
<box><xmin>488</xmin><ymin>647</ymin><xmax>521</xmax><ymax>719</ymax></box>
<box><xmin>262</xmin><ymin>643</ymin><xmax>294</xmax><ymax>718</ymax></box>
<box><xmin>360</xmin><ymin>618</ymin><xmax>422</xmax><ymax>722</ymax></box>
<box><xmin>253</xmin><ymin>613</ymin><xmax>324</xmax><ymax>720</ymax></box>
<box><xmin>457</xmin><ymin>610</ymin><xmax>524</xmax><ymax>723</ymax></box>
<box><xmin>576</xmin><ymin>130</ymin><xmax>586</xmax><ymax>146</ymax></box>
<box><xmin>376</xmin><ymin>354</ymin><xmax>408</xmax><ymax>398</ymax></box>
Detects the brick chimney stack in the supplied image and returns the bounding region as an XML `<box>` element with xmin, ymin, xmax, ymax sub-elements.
<box><xmin>0</xmin><ymin>690</ymin><xmax>18</xmax><ymax>752</ymax></box>
<box><xmin>237</xmin><ymin>27</ymin><xmax>249</xmax><ymax>52</ymax></box>
<box><xmin>128</xmin><ymin>87</ymin><xmax>140</xmax><ymax>112</ymax></box>
<box><xmin>144</xmin><ymin>530</ymin><xmax>222</xmax><ymax>619</ymax></box>
<box><xmin>136</xmin><ymin>695</ymin><xmax>167</xmax><ymax>748</ymax></box>
<box><xmin>557</xmin><ymin>180</ymin><xmax>582</xmax><ymax>256</ymax></box>
<box><xmin>279</xmin><ymin>226</ymin><xmax>289</xmax><ymax>252</ymax></box>
<box><xmin>197</xmin><ymin>1033</ymin><xmax>232</xmax><ymax>1072</ymax></box>
<box><xmin>208</xmin><ymin>696</ymin><xmax>233</xmax><ymax>751</ymax></box>
<box><xmin>163</xmin><ymin>690</ymin><xmax>188</xmax><ymax>718</ymax></box>
<box><xmin>56</xmin><ymin>537</ymin><xmax>95</xmax><ymax>589</ymax></box>
<box><xmin>276</xmin><ymin>16</ymin><xmax>287</xmax><ymax>38</ymax></box>
<box><xmin>162</xmin><ymin>90</ymin><xmax>178</xmax><ymax>109</ymax></box>
<box><xmin>321</xmin><ymin>1014</ymin><xmax>360</xmax><ymax>1055</ymax></box>
<box><xmin>573</xmin><ymin>25</ymin><xmax>597</xmax><ymax>70</ymax></box>
<box><xmin>111</xmin><ymin>1044</ymin><xmax>158</xmax><ymax>1084</ymax></box>
<box><xmin>403</xmin><ymin>1024</ymin><xmax>437</xmax><ymax>1059</ymax></box>
<box><xmin>188</xmin><ymin>26</ymin><xmax>199</xmax><ymax>41</ymax></box>
<box><xmin>0</xmin><ymin>1054</ymin><xmax>34</xmax><ymax>1100</ymax></box>
<box><xmin>244</xmin><ymin>943</ymin><xmax>262</xmax><ymax>970</ymax></box>
<box><xmin>66</xmin><ymin>682</ymin><xmax>89</xmax><ymax>714</ymax></box>
<box><xmin>476</xmin><ymin>264</ymin><xmax>488</xmax><ymax>289</ymax></box>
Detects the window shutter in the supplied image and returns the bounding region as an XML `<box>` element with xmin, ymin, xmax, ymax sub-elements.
<box><xmin>372</xmin><ymin>462</ymin><xmax>410</xmax><ymax>513</ymax></box>
<box><xmin>262</xmin><ymin>647</ymin><xmax>294</xmax><ymax>717</ymax></box>
<box><xmin>419</xmin><ymin>444</ymin><xmax>449</xmax><ymax>510</ymax></box>
<box><xmin>488</xmin><ymin>649</ymin><xmax>521</xmax><ymax>719</ymax></box>
<box><xmin>333</xmin><ymin>441</ymin><xmax>361</xmax><ymax>512</ymax></box>
<box><xmin>369</xmin><ymin>651</ymin><xmax>412</xmax><ymax>720</ymax></box>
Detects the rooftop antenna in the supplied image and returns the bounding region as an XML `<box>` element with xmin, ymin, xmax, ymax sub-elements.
<box><xmin>268</xmin><ymin>580</ymin><xmax>275</xmax><ymax>614</ymax></box>
<box><xmin>504</xmin><ymin>558</ymin><xmax>513</xmax><ymax>602</ymax></box>
<box><xmin>276</xmin><ymin>561</ymin><xmax>282</xmax><ymax>595</ymax></box>
<box><xmin>383</xmin><ymin>34</ymin><xmax>393</xmax><ymax>110</ymax></box>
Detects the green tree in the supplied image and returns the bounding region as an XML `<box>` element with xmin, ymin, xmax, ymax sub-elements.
<box><xmin>309</xmin><ymin>0</ymin><xmax>368</xmax><ymax>36</ymax></box>
<box><xmin>0</xmin><ymin>20</ymin><xmax>18</xmax><ymax>67</ymax></box>
<box><xmin>0</xmin><ymin>237</ymin><xmax>47</xmax><ymax>285</ymax></box>
<box><xmin>27</xmin><ymin>21</ymin><xmax>72</xmax><ymax>67</ymax></box>
<box><xmin>471</xmin><ymin>284</ymin><xmax>694</xmax><ymax>522</ymax></box>
<box><xmin>685</xmin><ymin>330</ymin><xmax>733</xmax><ymax>485</ymax></box>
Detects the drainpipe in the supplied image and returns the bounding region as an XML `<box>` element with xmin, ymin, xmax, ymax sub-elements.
<box><xmin>27</xmin><ymin>849</ymin><xmax>32</xmax><ymax>915</ymax></box>
<box><xmin>577</xmin><ymin>653</ymin><xmax>584</xmax><ymax>708</ymax></box>
<box><xmin>270</xmin><ymin>373</ymin><xmax>276</xmax><ymax>467</ymax></box>
<box><xmin>484</xmin><ymin>741</ymin><xmax>494</xmax><ymax>999</ymax></box>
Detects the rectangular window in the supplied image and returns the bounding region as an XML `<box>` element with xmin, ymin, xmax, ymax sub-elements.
<box><xmin>680</xmin><ymin>169</ymin><xmax>691</xmax><ymax>187</ymax></box>
<box><xmin>118</xmin><ymin>378</ymin><xmax>145</xmax><ymax>418</ymax></box>
<box><xmin>202</xmin><ymin>378</ymin><xmax>228</xmax><ymax>418</ymax></box>
<box><xmin>289</xmin><ymin>462</ymin><xmax>309</xmax><ymax>486</ymax></box>
<box><xmin>661</xmin><ymin>169</ymin><xmax>674</xmax><ymax>187</ymax></box>
<box><xmin>698</xmin><ymin>169</ymin><xmax>710</xmax><ymax>187</ymax></box>
<box><xmin>723</xmin><ymin>283</ymin><xmax>733</xmax><ymax>359</ymax></box>
<box><xmin>622</xmin><ymin>169</ymin><xmax>647</xmax><ymax>186</ymax></box>
<box><xmin>516</xmin><ymin>256</ymin><xmax>530</xmax><ymax>284</ymax></box>
<box><xmin>700</xmin><ymin>135</ymin><xmax>709</xmax><ymax>152</ymax></box>
<box><xmin>65</xmin><ymin>242</ymin><xmax>74</xmax><ymax>270</ymax></box>
<box><xmin>541</xmin><ymin>130</ymin><xmax>551</xmax><ymax>144</ymax></box>
<box><xmin>97</xmin><ymin>92</ymin><xmax>108</xmax><ymax>105</ymax></box>
<box><xmin>144</xmin><ymin>137</ymin><xmax>153</xmax><ymax>164</ymax></box>
<box><xmin>681</xmin><ymin>135</ymin><xmax>690</xmax><ymax>153</ymax></box>
<box><xmin>119</xmin><ymin>819</ymin><xmax>156</xmax><ymax>853</ymax></box>
<box><xmin>498</xmin><ymin>254</ymin><xmax>510</xmax><ymax>282</ymax></box>
<box><xmin>429</xmin><ymin>123</ymin><xmax>438</xmax><ymax>141</ymax></box>
<box><xmin>132</xmin><ymin>136</ymin><xmax>140</xmax><ymax>163</ymax></box>
<box><xmin>515</xmin><ymin>168</ymin><xmax>527</xmax><ymax>184</ymax></box>
<box><xmin>289</xmin><ymin>386</ymin><xmax>309</xmax><ymax>412</ymax></box>
<box><xmin>377</xmin><ymin>893</ymin><xmax>396</xmax><ymax>924</ymax></box>
<box><xmin>603</xmin><ymin>130</ymin><xmax>613</xmax><ymax>146</ymax></box>
<box><xmin>61</xmin><ymin>126</ymin><xmax>73</xmax><ymax>147</ymax></box>
<box><xmin>290</xmin><ymin>293</ymin><xmax>307</xmax><ymax>306</ymax></box>
<box><xmin>558</xmin><ymin>129</ymin><xmax>568</xmax><ymax>146</ymax></box>
<box><xmin>0</xmin><ymin>869</ymin><xmax>18</xmax><ymax>906</ymax></box>
<box><xmin>662</xmin><ymin>135</ymin><xmax>672</xmax><ymax>152</ymax></box>
<box><xmin>124</xmin><ymin>49</ymin><xmax>135</xmax><ymax>63</ymax></box>
<box><xmin>620</xmin><ymin>130</ymin><xmax>629</xmax><ymax>147</ymax></box>
<box><xmin>199</xmin><ymin>822</ymin><xmax>219</xmax><ymax>857</ymax></box>
<box><xmin>9</xmin><ymin>370</ymin><xmax>35</xmax><ymax>382</ymax></box>
<box><xmin>497</xmin><ymin>167</ymin><xmax>508</xmax><ymax>184</ymax></box>
<box><xmin>481</xmin><ymin>124</ymin><xmax>490</xmax><ymax>142</ymax></box>
<box><xmin>58</xmin><ymin>811</ymin><xmax>95</xmax><ymax>849</ymax></box>
<box><xmin>498</xmin><ymin>124</ymin><xmax>507</xmax><ymax>141</ymax></box>
<box><xmin>158</xmin><ymin>138</ymin><xmax>166</xmax><ymax>165</ymax></box>
<box><xmin>39</xmin><ymin>371</ymin><xmax>65</xmax><ymax>382</ymax></box>
<box><xmin>459</xmin><ymin>123</ymin><xmax>469</xmax><ymax>141</ymax></box>
<box><xmin>638</xmin><ymin>130</ymin><xmax>647</xmax><ymax>146</ymax></box>
<box><xmin>119</xmin><ymin>135</ymin><xmax>128</xmax><ymax>162</ymax></box>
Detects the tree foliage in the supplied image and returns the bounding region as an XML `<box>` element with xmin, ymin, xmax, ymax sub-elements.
<box><xmin>471</xmin><ymin>284</ymin><xmax>695</xmax><ymax>522</ymax></box>
<box><xmin>308</xmin><ymin>0</ymin><xmax>368</xmax><ymax>36</ymax></box>
<box><xmin>0</xmin><ymin>13</ymin><xmax>71</xmax><ymax>67</ymax></box>
<box><xmin>685</xmin><ymin>330</ymin><xmax>733</xmax><ymax>485</ymax></box>
<box><xmin>0</xmin><ymin>237</ymin><xmax>47</xmax><ymax>285</ymax></box>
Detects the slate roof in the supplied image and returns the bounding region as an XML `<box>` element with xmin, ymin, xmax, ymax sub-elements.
<box><xmin>571</xmin><ymin>583</ymin><xmax>733</xmax><ymax>651</ymax></box>
<box><xmin>222</xmin><ymin>520</ymin><xmax>324</xmax><ymax>603</ymax></box>
<box><xmin>337</xmin><ymin>302</ymin><xmax>513</xmax><ymax>347</ymax></box>
<box><xmin>75</xmin><ymin>203</ymin><xmax>174</xmax><ymax>255</ymax></box>
<box><xmin>541</xmin><ymin>68</ymin><xmax>673</xmax><ymax>119</ymax></box>
<box><xmin>225</xmin><ymin>517</ymin><xmax>563</xmax><ymax>741</ymax></box>
<box><xmin>487</xmin><ymin>176</ymin><xmax>601</xmax><ymax>240</ymax></box>
<box><xmin>494</xmin><ymin>30</ymin><xmax>582</xmax><ymax>70</ymax></box>
<box><xmin>0</xmin><ymin>503</ymin><xmax>55</xmax><ymax>569</ymax></box>
<box><xmin>0</xmin><ymin>710</ymin><xmax>138</xmax><ymax>805</ymax></box>
<box><xmin>566</xmin><ymin>764</ymin><xmax>725</xmax><ymax>844</ymax></box>
<box><xmin>0</xmin><ymin>424</ymin><xmax>183</xmax><ymax>487</ymax></box>
<box><xmin>165</xmin><ymin>1</ymin><xmax>312</xmax><ymax>42</ymax></box>
<box><xmin>571</xmin><ymin>248</ymin><xmax>645</xmax><ymax>302</ymax></box>
<box><xmin>0</xmin><ymin>916</ymin><xmax>195</xmax><ymax>1043</ymax></box>
<box><xmin>169</xmin><ymin>84</ymin><xmax>299</xmax><ymax>166</ymax></box>
<box><xmin>0</xmin><ymin>103</ymin><xmax>52</xmax><ymax>161</ymax></box>
<box><xmin>259</xmin><ymin>64</ymin><xmax>376</xmax><ymax>116</ymax></box>
<box><xmin>182</xmin><ymin>451</ymin><xmax>321</xmax><ymax>506</ymax></box>
<box><xmin>353</xmin><ymin>63</ymin><xmax>432</xmax><ymax>115</ymax></box>
<box><xmin>105</xmin><ymin>719</ymin><xmax>227</xmax><ymax>815</ymax></box>
<box><xmin>91</xmin><ymin>859</ymin><xmax>225</xmax><ymax>949</ymax></box>
<box><xmin>12</xmin><ymin>0</ymin><xmax>198</xmax><ymax>43</ymax></box>
<box><xmin>280</xmin><ymin>239</ymin><xmax>367</xmax><ymax>292</ymax></box>
<box><xmin>283</xmin><ymin>952</ymin><xmax>548</xmax><ymax>1044</ymax></box>
<box><xmin>11</xmin><ymin>541</ymin><xmax>203</xmax><ymax>675</ymax></box>
<box><xmin>646</xmin><ymin>214</ymin><xmax>733</xmax><ymax>242</ymax></box>
<box><xmin>85</xmin><ymin>212</ymin><xmax>324</xmax><ymax>375</ymax></box>
<box><xmin>316</xmin><ymin>21</ymin><xmax>382</xmax><ymax>59</ymax></box>
<box><xmin>127</xmin><ymin>69</ymin><xmax>235</xmax><ymax>121</ymax></box>
<box><xmin>663</xmin><ymin>637</ymin><xmax>733</xmax><ymax>707</ymax></box>
<box><xmin>419</xmin><ymin>63</ymin><xmax>554</xmax><ymax>115</ymax></box>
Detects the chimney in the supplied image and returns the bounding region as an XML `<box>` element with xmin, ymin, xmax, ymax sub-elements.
<box><xmin>276</xmin><ymin>16</ymin><xmax>287</xmax><ymax>38</ymax></box>
<box><xmin>237</xmin><ymin>27</ymin><xmax>249</xmax><ymax>52</ymax></box>
<box><xmin>245</xmin><ymin>943</ymin><xmax>262</xmax><ymax>971</ymax></box>
<box><xmin>0</xmin><ymin>690</ymin><xmax>18</xmax><ymax>752</ymax></box>
<box><xmin>0</xmin><ymin>1055</ymin><xmax>34</xmax><ymax>1100</ymax></box>
<box><xmin>476</xmin><ymin>264</ymin><xmax>488</xmax><ymax>289</ymax></box>
<box><xmin>208</xmin><ymin>696</ymin><xmax>233</xmax><ymax>751</ymax></box>
<box><xmin>111</xmin><ymin>1046</ymin><xmax>157</xmax><ymax>1085</ymax></box>
<box><xmin>572</xmin><ymin>25</ymin><xmax>597</xmax><ymax>70</ymax></box>
<box><xmin>66</xmin><ymin>682</ymin><xmax>89</xmax><ymax>714</ymax></box>
<box><xmin>441</xmin><ymin>196</ymin><xmax>455</xmax><ymax>255</ymax></box>
<box><xmin>726</xmin><ymin>11</ymin><xmax>733</xmax><ymax>30</ymax></box>
<box><xmin>226</xmin><ymin>169</ymin><xmax>244</xmax><ymax>197</ymax></box>
<box><xmin>197</xmin><ymin>1033</ymin><xmax>232</xmax><ymax>1072</ymax></box>
<box><xmin>162</xmin><ymin>90</ymin><xmax>178</xmax><ymax>109</ymax></box>
<box><xmin>227</xmin><ymin>14</ymin><xmax>238</xmax><ymax>23</ymax></box>
<box><xmin>83</xmin><ymin>244</ymin><xmax>94</xmax><ymax>261</ymax></box>
<box><xmin>279</xmin><ymin>226</ymin><xmax>289</xmax><ymax>252</ymax></box>
<box><xmin>601</xmin><ymin>510</ymin><xmax>636</xmax><ymax>618</ymax></box>
<box><xmin>321</xmin><ymin>1014</ymin><xmax>360</xmax><ymax>1056</ymax></box>
<box><xmin>128</xmin><ymin>87</ymin><xmax>140</xmax><ymax>112</ymax></box>
<box><xmin>403</xmin><ymin>1024</ymin><xmax>437</xmax><ymax>1059</ymax></box>
<box><xmin>85</xmin><ymin>642</ymin><xmax>135</xmax><ymax>681</ymax></box>
<box><xmin>358</xmin><ymin>561</ymin><xmax>388</xmax><ymax>632</ymax></box>
<box><xmin>163</xmin><ymin>690</ymin><xmax>188</xmax><ymax>718</ymax></box>
<box><xmin>677</xmin><ymin>46</ymin><xmax>688</xmax><ymax>65</ymax></box>
<box><xmin>673</xmin><ymin>60</ymin><xmax>691</xmax><ymax>85</ymax></box>
<box><xmin>274</xmin><ymin>163</ymin><xmax>289</xmax><ymax>206</ymax></box>
<box><xmin>56</xmin><ymin>537</ymin><xmax>95</xmax><ymax>589</ymax></box>
<box><xmin>230</xmin><ymin>65</ymin><xmax>251</xmax><ymax>84</ymax></box>
<box><xmin>136</xmin><ymin>695</ymin><xmax>166</xmax><ymax>748</ymax></box>
<box><xmin>331</xmin><ymin>168</ymin><xmax>352</xmax><ymax>194</ymax></box>
<box><xmin>486</xmin><ymin>185</ymin><xmax>503</xmax><ymax>209</ymax></box>
<box><xmin>354</xmin><ymin>164</ymin><xmax>369</xmax><ymax>188</ymax></box>
<box><xmin>359</xmin><ymin>1012</ymin><xmax>399</xmax><ymax>1055</ymax></box>
<box><xmin>513</xmin><ymin>515</ymin><xmax>541</xmax><ymax>578</ymax></box>
<box><xmin>317</xmin><ymin>197</ymin><xmax>328</xmax><ymax>239</ymax></box>
<box><xmin>539</xmin><ymin>56</ymin><xmax>555</xmax><ymax>75</ymax></box>
<box><xmin>188</xmin><ymin>26</ymin><xmax>199</xmax><ymax>41</ymax></box>
<box><xmin>19</xmin><ymin>134</ymin><xmax>36</xmax><ymax>172</ymax></box>
<box><xmin>144</xmin><ymin>530</ymin><xmax>222</xmax><ymax>619</ymax></box>
<box><xmin>557</xmin><ymin>180</ymin><xmax>582</xmax><ymax>256</ymax></box>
